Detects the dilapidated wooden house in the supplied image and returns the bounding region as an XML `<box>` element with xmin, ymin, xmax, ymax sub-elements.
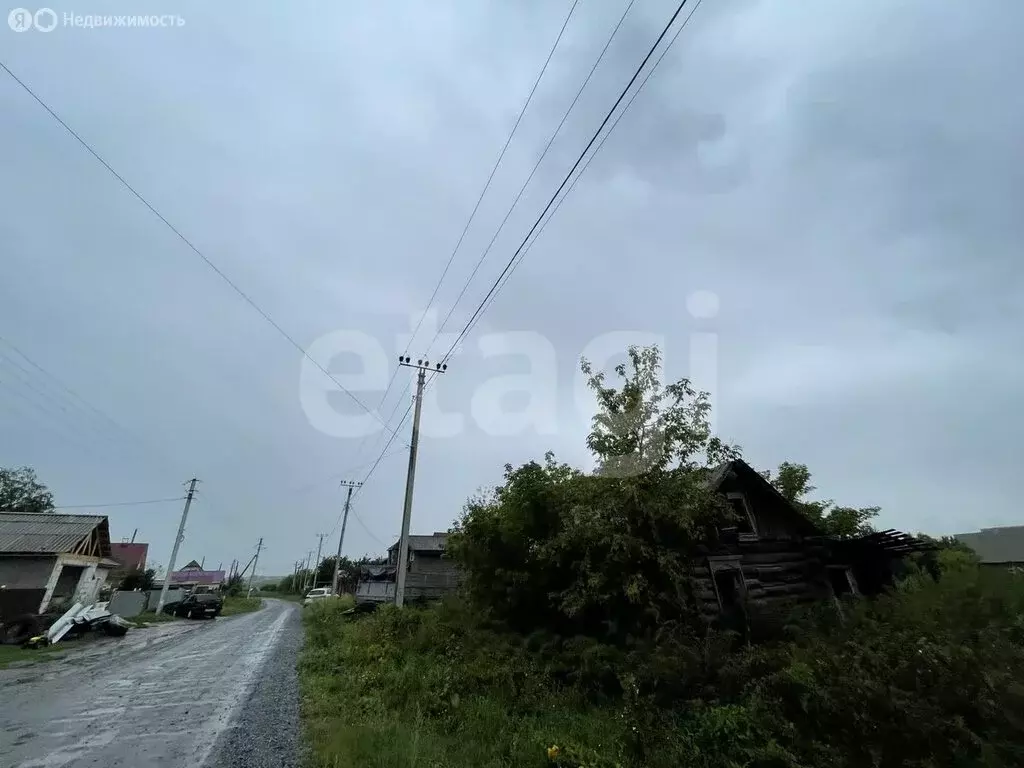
<box><xmin>692</xmin><ymin>459</ymin><xmax>932</xmax><ymax>619</ymax></box>
<box><xmin>356</xmin><ymin>460</ymin><xmax>930</xmax><ymax>615</ymax></box>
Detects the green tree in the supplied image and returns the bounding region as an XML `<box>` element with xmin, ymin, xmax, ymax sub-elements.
<box><xmin>225</xmin><ymin>572</ymin><xmax>246</xmax><ymax>596</ymax></box>
<box><xmin>582</xmin><ymin>346</ymin><xmax>736</xmax><ymax>478</ymax></box>
<box><xmin>0</xmin><ymin>466</ymin><xmax>54</xmax><ymax>514</ymax></box>
<box><xmin>762</xmin><ymin>461</ymin><xmax>877</xmax><ymax>537</ymax></box>
<box><xmin>314</xmin><ymin>555</ymin><xmax>362</xmax><ymax>593</ymax></box>
<box><xmin>119</xmin><ymin>567</ymin><xmax>156</xmax><ymax>591</ymax></box>
<box><xmin>449</xmin><ymin>345</ymin><xmax>739</xmax><ymax>640</ymax></box>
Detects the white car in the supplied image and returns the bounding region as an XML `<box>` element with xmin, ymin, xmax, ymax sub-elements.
<box><xmin>303</xmin><ymin>588</ymin><xmax>337</xmax><ymax>606</ymax></box>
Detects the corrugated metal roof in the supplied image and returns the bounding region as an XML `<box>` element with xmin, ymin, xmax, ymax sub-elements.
<box><xmin>0</xmin><ymin>512</ymin><xmax>106</xmax><ymax>554</ymax></box>
<box><xmin>954</xmin><ymin>526</ymin><xmax>1024</xmax><ymax>564</ymax></box>
<box><xmin>388</xmin><ymin>533</ymin><xmax>448</xmax><ymax>553</ymax></box>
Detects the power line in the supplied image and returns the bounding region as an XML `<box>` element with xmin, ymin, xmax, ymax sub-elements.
<box><xmin>429</xmin><ymin>0</ymin><xmax>639</xmax><ymax>359</ymax></box>
<box><xmin>0</xmin><ymin>346</ymin><xmax>151</xmax><ymax>462</ymax></box>
<box><xmin>0</xmin><ymin>61</ymin><xmax>395</xmax><ymax>439</ymax></box>
<box><xmin>439</xmin><ymin>0</ymin><xmax>703</xmax><ymax>366</ymax></box>
<box><xmin>367</xmin><ymin>0</ymin><xmax>581</xmax><ymax>438</ymax></box>
<box><xmin>363</xmin><ymin>0</ymin><xmax>639</xmax><ymax>453</ymax></box>
<box><xmin>350</xmin><ymin>507</ymin><xmax>388</xmax><ymax>549</ymax></box>
<box><xmin>0</xmin><ymin>336</ymin><xmax>188</xmax><ymax>479</ymax></box>
<box><xmin>54</xmin><ymin>497</ymin><xmax>186</xmax><ymax>509</ymax></box>
<box><xmin>275</xmin><ymin>0</ymin><xmax>704</xmax><ymax>524</ymax></box>
<box><xmin>461</xmin><ymin>1</ymin><xmax>706</xmax><ymax>348</ymax></box>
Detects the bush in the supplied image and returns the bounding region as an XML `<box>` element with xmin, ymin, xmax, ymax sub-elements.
<box><xmin>299</xmin><ymin>567</ymin><xmax>1024</xmax><ymax>768</ymax></box>
<box><xmin>296</xmin><ymin>346</ymin><xmax>1024</xmax><ymax>765</ymax></box>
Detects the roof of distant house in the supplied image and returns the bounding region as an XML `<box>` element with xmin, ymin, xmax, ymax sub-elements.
<box><xmin>954</xmin><ymin>526</ymin><xmax>1024</xmax><ymax>564</ymax></box>
<box><xmin>0</xmin><ymin>511</ymin><xmax>112</xmax><ymax>556</ymax></box>
<box><xmin>388</xmin><ymin>533</ymin><xmax>448</xmax><ymax>554</ymax></box>
<box><xmin>169</xmin><ymin>567</ymin><xmax>225</xmax><ymax>585</ymax></box>
<box><xmin>110</xmin><ymin>542</ymin><xmax>149</xmax><ymax>571</ymax></box>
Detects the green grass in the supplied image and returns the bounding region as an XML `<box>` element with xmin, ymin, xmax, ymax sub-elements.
<box><xmin>129</xmin><ymin>610</ymin><xmax>179</xmax><ymax>627</ymax></box>
<box><xmin>265</xmin><ymin>591</ymin><xmax>304</xmax><ymax>603</ymax></box>
<box><xmin>221</xmin><ymin>596</ymin><xmax>264</xmax><ymax>616</ymax></box>
<box><xmin>0</xmin><ymin>643</ymin><xmax>62</xmax><ymax>669</ymax></box>
<box><xmin>298</xmin><ymin>598</ymin><xmax>627</xmax><ymax>768</ymax></box>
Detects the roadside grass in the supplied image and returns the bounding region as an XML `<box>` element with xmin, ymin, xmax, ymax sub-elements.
<box><xmin>299</xmin><ymin>598</ymin><xmax>625</xmax><ymax>768</ymax></box>
<box><xmin>265</xmin><ymin>591</ymin><xmax>304</xmax><ymax>603</ymax></box>
<box><xmin>221</xmin><ymin>596</ymin><xmax>264</xmax><ymax>616</ymax></box>
<box><xmin>128</xmin><ymin>611</ymin><xmax>179</xmax><ymax>627</ymax></box>
<box><xmin>0</xmin><ymin>643</ymin><xmax>62</xmax><ymax>669</ymax></box>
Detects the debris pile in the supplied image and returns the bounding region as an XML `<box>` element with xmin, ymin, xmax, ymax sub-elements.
<box><xmin>24</xmin><ymin>601</ymin><xmax>132</xmax><ymax>649</ymax></box>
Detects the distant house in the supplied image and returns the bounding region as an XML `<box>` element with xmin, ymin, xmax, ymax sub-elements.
<box><xmin>108</xmin><ymin>542</ymin><xmax>149</xmax><ymax>585</ymax></box>
<box><xmin>952</xmin><ymin>526</ymin><xmax>1024</xmax><ymax>568</ymax></box>
<box><xmin>0</xmin><ymin>512</ymin><xmax>121</xmax><ymax>617</ymax></box>
<box><xmin>168</xmin><ymin>559</ymin><xmax>225</xmax><ymax>589</ymax></box>
<box><xmin>355</xmin><ymin>533</ymin><xmax>460</xmax><ymax>604</ymax></box>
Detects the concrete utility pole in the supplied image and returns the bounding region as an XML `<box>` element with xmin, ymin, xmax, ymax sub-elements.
<box><xmin>312</xmin><ymin>533</ymin><xmax>327</xmax><ymax>589</ymax></box>
<box><xmin>332</xmin><ymin>480</ymin><xmax>362</xmax><ymax>594</ymax></box>
<box><xmin>156</xmin><ymin>477</ymin><xmax>199</xmax><ymax>614</ymax></box>
<box><xmin>301</xmin><ymin>550</ymin><xmax>314</xmax><ymax>593</ymax></box>
<box><xmin>395</xmin><ymin>356</ymin><xmax>447</xmax><ymax>607</ymax></box>
<box><xmin>247</xmin><ymin>538</ymin><xmax>263</xmax><ymax>597</ymax></box>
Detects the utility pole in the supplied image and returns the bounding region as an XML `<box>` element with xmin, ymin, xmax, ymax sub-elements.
<box><xmin>332</xmin><ymin>480</ymin><xmax>362</xmax><ymax>594</ymax></box>
<box><xmin>395</xmin><ymin>356</ymin><xmax>447</xmax><ymax>607</ymax></box>
<box><xmin>301</xmin><ymin>550</ymin><xmax>314</xmax><ymax>592</ymax></box>
<box><xmin>156</xmin><ymin>477</ymin><xmax>199</xmax><ymax>614</ymax></box>
<box><xmin>312</xmin><ymin>533</ymin><xmax>328</xmax><ymax>589</ymax></box>
<box><xmin>247</xmin><ymin>538</ymin><xmax>263</xmax><ymax>597</ymax></box>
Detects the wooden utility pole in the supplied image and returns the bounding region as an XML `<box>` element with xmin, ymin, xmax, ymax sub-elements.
<box><xmin>332</xmin><ymin>480</ymin><xmax>362</xmax><ymax>594</ymax></box>
<box><xmin>395</xmin><ymin>356</ymin><xmax>446</xmax><ymax>607</ymax></box>
<box><xmin>156</xmin><ymin>478</ymin><xmax>198</xmax><ymax>614</ymax></box>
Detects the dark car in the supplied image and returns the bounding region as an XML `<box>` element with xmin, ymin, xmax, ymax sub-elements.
<box><xmin>164</xmin><ymin>593</ymin><xmax>222</xmax><ymax>619</ymax></box>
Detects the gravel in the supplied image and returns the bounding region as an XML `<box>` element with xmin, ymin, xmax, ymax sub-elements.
<box><xmin>205</xmin><ymin>601</ymin><xmax>305</xmax><ymax>768</ymax></box>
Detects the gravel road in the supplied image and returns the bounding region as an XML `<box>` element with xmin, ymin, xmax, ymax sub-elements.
<box><xmin>0</xmin><ymin>598</ymin><xmax>303</xmax><ymax>768</ymax></box>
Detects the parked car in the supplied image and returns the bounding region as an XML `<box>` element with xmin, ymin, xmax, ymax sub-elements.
<box><xmin>303</xmin><ymin>587</ymin><xmax>337</xmax><ymax>606</ymax></box>
<box><xmin>164</xmin><ymin>593</ymin><xmax>223</xmax><ymax>619</ymax></box>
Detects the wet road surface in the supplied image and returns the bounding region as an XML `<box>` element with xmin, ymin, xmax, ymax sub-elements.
<box><xmin>0</xmin><ymin>598</ymin><xmax>303</xmax><ymax>768</ymax></box>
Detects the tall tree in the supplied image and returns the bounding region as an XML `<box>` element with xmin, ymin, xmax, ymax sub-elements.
<box><xmin>762</xmin><ymin>461</ymin><xmax>877</xmax><ymax>538</ymax></box>
<box><xmin>0</xmin><ymin>466</ymin><xmax>55</xmax><ymax>514</ymax></box>
<box><xmin>582</xmin><ymin>345</ymin><xmax>736</xmax><ymax>477</ymax></box>
<box><xmin>450</xmin><ymin>344</ymin><xmax>740</xmax><ymax>640</ymax></box>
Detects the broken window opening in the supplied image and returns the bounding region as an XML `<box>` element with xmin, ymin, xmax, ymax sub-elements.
<box><xmin>726</xmin><ymin>493</ymin><xmax>756</xmax><ymax>535</ymax></box>
<box><xmin>713</xmin><ymin>568</ymin><xmax>742</xmax><ymax>609</ymax></box>
<box><xmin>828</xmin><ymin>566</ymin><xmax>856</xmax><ymax>597</ymax></box>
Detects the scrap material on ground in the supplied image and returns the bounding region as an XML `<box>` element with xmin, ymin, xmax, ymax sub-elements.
<box><xmin>1</xmin><ymin>598</ymin><xmax>302</xmax><ymax>768</ymax></box>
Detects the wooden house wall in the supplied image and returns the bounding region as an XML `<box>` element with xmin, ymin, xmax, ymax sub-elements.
<box><xmin>691</xmin><ymin>539</ymin><xmax>831</xmax><ymax>619</ymax></box>
<box><xmin>397</xmin><ymin>553</ymin><xmax>461</xmax><ymax>601</ymax></box>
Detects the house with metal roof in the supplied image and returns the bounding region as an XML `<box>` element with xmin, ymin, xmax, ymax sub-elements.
<box><xmin>0</xmin><ymin>511</ymin><xmax>120</xmax><ymax>618</ymax></box>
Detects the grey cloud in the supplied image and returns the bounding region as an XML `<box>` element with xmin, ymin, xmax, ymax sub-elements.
<box><xmin>1</xmin><ymin>0</ymin><xmax>1020</xmax><ymax>573</ymax></box>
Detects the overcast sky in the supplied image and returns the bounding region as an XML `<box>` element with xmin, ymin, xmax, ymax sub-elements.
<box><xmin>2</xmin><ymin>0</ymin><xmax>1021</xmax><ymax>577</ymax></box>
